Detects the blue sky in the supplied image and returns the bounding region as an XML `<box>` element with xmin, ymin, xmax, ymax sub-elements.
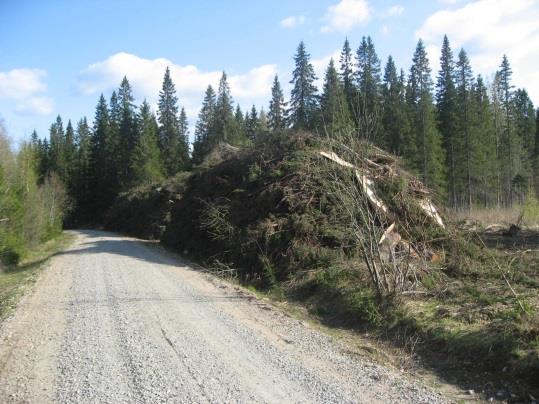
<box><xmin>1</xmin><ymin>0</ymin><xmax>538</xmax><ymax>144</ymax></box>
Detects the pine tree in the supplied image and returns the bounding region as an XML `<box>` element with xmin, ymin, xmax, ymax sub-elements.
<box><xmin>320</xmin><ymin>59</ymin><xmax>353</xmax><ymax>137</ymax></box>
<box><xmin>192</xmin><ymin>85</ymin><xmax>216</xmax><ymax>164</ymax></box>
<box><xmin>436</xmin><ymin>36</ymin><xmax>459</xmax><ymax>207</ymax></box>
<box><xmin>339</xmin><ymin>38</ymin><xmax>357</xmax><ymax>120</ymax></box>
<box><xmin>406</xmin><ymin>39</ymin><xmax>445</xmax><ymax>192</ymax></box>
<box><xmin>268</xmin><ymin>75</ymin><xmax>287</xmax><ymax>132</ymax></box>
<box><xmin>356</xmin><ymin>36</ymin><xmax>382</xmax><ymax>140</ymax></box>
<box><xmin>289</xmin><ymin>41</ymin><xmax>318</xmax><ymax>130</ymax></box>
<box><xmin>381</xmin><ymin>56</ymin><xmax>409</xmax><ymax>154</ymax></box>
<box><xmin>535</xmin><ymin>108</ymin><xmax>539</xmax><ymax>196</ymax></box>
<box><xmin>130</xmin><ymin>100</ymin><xmax>164</xmax><ymax>185</ymax></box>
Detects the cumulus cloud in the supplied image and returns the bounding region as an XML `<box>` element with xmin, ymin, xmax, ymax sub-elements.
<box><xmin>15</xmin><ymin>96</ymin><xmax>55</xmax><ymax>116</ymax></box>
<box><xmin>321</xmin><ymin>0</ymin><xmax>371</xmax><ymax>33</ymax></box>
<box><xmin>0</xmin><ymin>68</ymin><xmax>54</xmax><ymax>116</ymax></box>
<box><xmin>0</xmin><ymin>69</ymin><xmax>48</xmax><ymax>100</ymax></box>
<box><xmin>387</xmin><ymin>5</ymin><xmax>404</xmax><ymax>16</ymax></box>
<box><xmin>280</xmin><ymin>15</ymin><xmax>306</xmax><ymax>28</ymax></box>
<box><xmin>416</xmin><ymin>0</ymin><xmax>539</xmax><ymax>103</ymax></box>
<box><xmin>75</xmin><ymin>52</ymin><xmax>278</xmax><ymax>118</ymax></box>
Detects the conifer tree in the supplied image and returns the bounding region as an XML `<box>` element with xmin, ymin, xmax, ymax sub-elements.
<box><xmin>339</xmin><ymin>38</ymin><xmax>357</xmax><ymax>120</ymax></box>
<box><xmin>234</xmin><ymin>104</ymin><xmax>246</xmax><ymax>140</ymax></box>
<box><xmin>117</xmin><ymin>76</ymin><xmax>138</xmax><ymax>186</ymax></box>
<box><xmin>74</xmin><ymin>117</ymin><xmax>91</xmax><ymax>217</ymax></box>
<box><xmin>89</xmin><ymin>95</ymin><xmax>115</xmax><ymax>216</ymax></box>
<box><xmin>289</xmin><ymin>41</ymin><xmax>318</xmax><ymax>130</ymax></box>
<box><xmin>356</xmin><ymin>36</ymin><xmax>382</xmax><ymax>140</ymax></box>
<box><xmin>268</xmin><ymin>75</ymin><xmax>287</xmax><ymax>132</ymax></box>
<box><xmin>131</xmin><ymin>100</ymin><xmax>164</xmax><ymax>185</ymax></box>
<box><xmin>436</xmin><ymin>36</ymin><xmax>458</xmax><ymax>207</ymax></box>
<box><xmin>258</xmin><ymin>108</ymin><xmax>269</xmax><ymax>138</ymax></box>
<box><xmin>158</xmin><ymin>67</ymin><xmax>188</xmax><ymax>175</ymax></box>
<box><xmin>320</xmin><ymin>59</ymin><xmax>353</xmax><ymax>137</ymax></box>
<box><xmin>214</xmin><ymin>71</ymin><xmax>240</xmax><ymax>144</ymax></box>
<box><xmin>381</xmin><ymin>56</ymin><xmax>409</xmax><ymax>154</ymax></box>
<box><xmin>471</xmin><ymin>75</ymin><xmax>497</xmax><ymax>205</ymax></box>
<box><xmin>406</xmin><ymin>39</ymin><xmax>445</xmax><ymax>192</ymax></box>
<box><xmin>192</xmin><ymin>85</ymin><xmax>216</xmax><ymax>164</ymax></box>
<box><xmin>246</xmin><ymin>105</ymin><xmax>258</xmax><ymax>141</ymax></box>
<box><xmin>63</xmin><ymin>120</ymin><xmax>76</xmax><ymax>191</ymax></box>
<box><xmin>178</xmin><ymin>107</ymin><xmax>190</xmax><ymax>170</ymax></box>
<box><xmin>48</xmin><ymin>115</ymin><xmax>65</xmax><ymax>175</ymax></box>
<box><xmin>497</xmin><ymin>55</ymin><xmax>518</xmax><ymax>205</ymax></box>
<box><xmin>455</xmin><ymin>48</ymin><xmax>474</xmax><ymax>208</ymax></box>
<box><xmin>535</xmin><ymin>108</ymin><xmax>539</xmax><ymax>196</ymax></box>
<box><xmin>513</xmin><ymin>88</ymin><xmax>536</xmax><ymax>200</ymax></box>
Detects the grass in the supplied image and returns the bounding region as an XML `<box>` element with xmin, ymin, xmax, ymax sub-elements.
<box><xmin>0</xmin><ymin>233</ymin><xmax>73</xmax><ymax>320</ymax></box>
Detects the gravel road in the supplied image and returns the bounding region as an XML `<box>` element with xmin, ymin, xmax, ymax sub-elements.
<box><xmin>0</xmin><ymin>230</ymin><xmax>447</xmax><ymax>403</ymax></box>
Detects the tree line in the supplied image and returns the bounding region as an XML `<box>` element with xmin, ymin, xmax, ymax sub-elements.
<box><xmin>0</xmin><ymin>124</ymin><xmax>67</xmax><ymax>265</ymax></box>
<box><xmin>30</xmin><ymin>35</ymin><xmax>538</xmax><ymax>222</ymax></box>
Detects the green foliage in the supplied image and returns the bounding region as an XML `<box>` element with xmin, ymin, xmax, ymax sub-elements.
<box><xmin>289</xmin><ymin>41</ymin><xmax>319</xmax><ymax>130</ymax></box>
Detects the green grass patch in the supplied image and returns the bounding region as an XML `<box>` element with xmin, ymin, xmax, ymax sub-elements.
<box><xmin>0</xmin><ymin>233</ymin><xmax>73</xmax><ymax>320</ymax></box>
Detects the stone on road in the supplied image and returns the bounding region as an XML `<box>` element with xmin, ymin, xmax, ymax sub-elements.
<box><xmin>0</xmin><ymin>230</ymin><xmax>445</xmax><ymax>403</ymax></box>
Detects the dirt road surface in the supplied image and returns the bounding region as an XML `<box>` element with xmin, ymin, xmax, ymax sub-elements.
<box><xmin>0</xmin><ymin>230</ymin><xmax>446</xmax><ymax>403</ymax></box>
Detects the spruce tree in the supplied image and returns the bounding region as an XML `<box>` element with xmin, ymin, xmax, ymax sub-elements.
<box><xmin>89</xmin><ymin>95</ymin><xmax>114</xmax><ymax>216</ymax></box>
<box><xmin>257</xmin><ymin>108</ymin><xmax>269</xmax><ymax>139</ymax></box>
<box><xmin>339</xmin><ymin>38</ymin><xmax>357</xmax><ymax>120</ymax></box>
<box><xmin>436</xmin><ymin>36</ymin><xmax>458</xmax><ymax>207</ymax></box>
<box><xmin>320</xmin><ymin>59</ymin><xmax>353</xmax><ymax>137</ymax></box>
<box><xmin>74</xmin><ymin>117</ymin><xmax>91</xmax><ymax>217</ymax></box>
<box><xmin>535</xmin><ymin>108</ymin><xmax>539</xmax><ymax>196</ymax></box>
<box><xmin>234</xmin><ymin>104</ymin><xmax>246</xmax><ymax>141</ymax></box>
<box><xmin>356</xmin><ymin>36</ymin><xmax>382</xmax><ymax>140</ymax></box>
<box><xmin>381</xmin><ymin>57</ymin><xmax>409</xmax><ymax>155</ymax></box>
<box><xmin>513</xmin><ymin>88</ymin><xmax>536</xmax><ymax>201</ymax></box>
<box><xmin>246</xmin><ymin>105</ymin><xmax>258</xmax><ymax>141</ymax></box>
<box><xmin>131</xmin><ymin>100</ymin><xmax>164</xmax><ymax>185</ymax></box>
<box><xmin>268</xmin><ymin>75</ymin><xmax>287</xmax><ymax>132</ymax></box>
<box><xmin>289</xmin><ymin>41</ymin><xmax>318</xmax><ymax>130</ymax></box>
<box><xmin>63</xmin><ymin>120</ymin><xmax>76</xmax><ymax>191</ymax></box>
<box><xmin>497</xmin><ymin>55</ymin><xmax>517</xmax><ymax>205</ymax></box>
<box><xmin>406</xmin><ymin>39</ymin><xmax>445</xmax><ymax>192</ymax></box>
<box><xmin>48</xmin><ymin>115</ymin><xmax>65</xmax><ymax>176</ymax></box>
<box><xmin>214</xmin><ymin>71</ymin><xmax>240</xmax><ymax>144</ymax></box>
<box><xmin>158</xmin><ymin>67</ymin><xmax>188</xmax><ymax>175</ymax></box>
<box><xmin>117</xmin><ymin>76</ymin><xmax>138</xmax><ymax>186</ymax></box>
<box><xmin>178</xmin><ymin>107</ymin><xmax>190</xmax><ymax>170</ymax></box>
<box><xmin>192</xmin><ymin>85</ymin><xmax>216</xmax><ymax>164</ymax></box>
<box><xmin>455</xmin><ymin>48</ymin><xmax>474</xmax><ymax>208</ymax></box>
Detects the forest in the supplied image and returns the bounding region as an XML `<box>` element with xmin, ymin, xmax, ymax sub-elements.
<box><xmin>5</xmin><ymin>34</ymin><xmax>539</xmax><ymax>232</ymax></box>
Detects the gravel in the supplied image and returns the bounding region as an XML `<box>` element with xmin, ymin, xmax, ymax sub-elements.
<box><xmin>0</xmin><ymin>230</ymin><xmax>448</xmax><ymax>403</ymax></box>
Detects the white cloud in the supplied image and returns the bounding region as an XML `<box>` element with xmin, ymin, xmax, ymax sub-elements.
<box><xmin>0</xmin><ymin>68</ymin><xmax>54</xmax><ymax>117</ymax></box>
<box><xmin>387</xmin><ymin>5</ymin><xmax>404</xmax><ymax>16</ymax></box>
<box><xmin>417</xmin><ymin>0</ymin><xmax>539</xmax><ymax>103</ymax></box>
<box><xmin>380</xmin><ymin>24</ymin><xmax>390</xmax><ymax>36</ymax></box>
<box><xmin>0</xmin><ymin>68</ymin><xmax>48</xmax><ymax>100</ymax></box>
<box><xmin>15</xmin><ymin>96</ymin><xmax>55</xmax><ymax>116</ymax></box>
<box><xmin>280</xmin><ymin>15</ymin><xmax>306</xmax><ymax>28</ymax></box>
<box><xmin>321</xmin><ymin>0</ymin><xmax>371</xmax><ymax>33</ymax></box>
<box><xmin>76</xmin><ymin>52</ymin><xmax>278</xmax><ymax>120</ymax></box>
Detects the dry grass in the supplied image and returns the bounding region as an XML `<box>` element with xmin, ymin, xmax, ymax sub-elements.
<box><xmin>452</xmin><ymin>206</ymin><xmax>539</xmax><ymax>229</ymax></box>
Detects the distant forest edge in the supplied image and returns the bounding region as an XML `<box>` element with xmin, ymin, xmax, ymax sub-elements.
<box><xmin>15</xmin><ymin>35</ymin><xmax>539</xmax><ymax>225</ymax></box>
